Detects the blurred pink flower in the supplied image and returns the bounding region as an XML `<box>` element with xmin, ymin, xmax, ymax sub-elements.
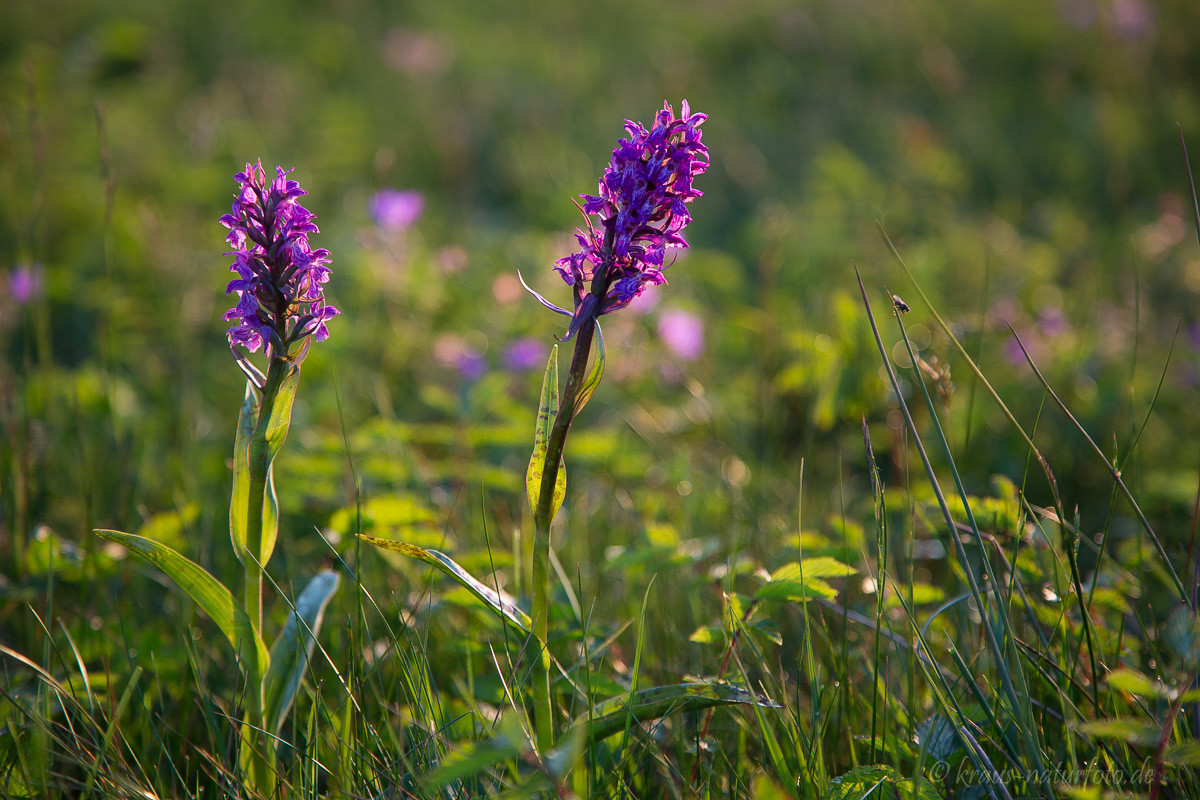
<box><xmin>434</xmin><ymin>333</ymin><xmax>486</xmax><ymax>380</ymax></box>
<box><xmin>1037</xmin><ymin>306</ymin><xmax>1068</xmax><ymax>337</ymax></box>
<box><xmin>382</xmin><ymin>28</ymin><xmax>452</xmax><ymax>76</ymax></box>
<box><xmin>503</xmin><ymin>338</ymin><xmax>547</xmax><ymax>371</ymax></box>
<box><xmin>1057</xmin><ymin>0</ymin><xmax>1097</xmax><ymax>30</ymax></box>
<box><xmin>657</xmin><ymin>309</ymin><xmax>705</xmax><ymax>362</ymax></box>
<box><xmin>368</xmin><ymin>189</ymin><xmax>424</xmax><ymax>231</ymax></box>
<box><xmin>626</xmin><ymin>286</ymin><xmax>660</xmax><ymax>314</ymax></box>
<box><xmin>9</xmin><ymin>263</ymin><xmax>43</xmax><ymax>305</ymax></box>
<box><xmin>457</xmin><ymin>350</ymin><xmax>486</xmax><ymax>380</ymax></box>
<box><xmin>1111</xmin><ymin>0</ymin><xmax>1152</xmax><ymax>37</ymax></box>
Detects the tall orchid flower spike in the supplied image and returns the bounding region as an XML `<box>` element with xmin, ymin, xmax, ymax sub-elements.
<box><xmin>221</xmin><ymin>161</ymin><xmax>339</xmax><ymax>358</ymax></box>
<box><xmin>518</xmin><ymin>101</ymin><xmax>709</xmax><ymax>753</ymax></box>
<box><xmin>535</xmin><ymin>100</ymin><xmax>708</xmax><ymax>340</ymax></box>
<box><xmin>96</xmin><ymin>160</ymin><xmax>342</xmax><ymax>798</ymax></box>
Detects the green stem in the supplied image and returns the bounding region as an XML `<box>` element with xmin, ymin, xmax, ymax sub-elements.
<box><xmin>240</xmin><ymin>355</ymin><xmax>292</xmax><ymax>795</ymax></box>
<box><xmin>530</xmin><ymin>239</ymin><xmax>614</xmax><ymax>752</ymax></box>
<box><xmin>530</xmin><ymin>528</ymin><xmax>553</xmax><ymax>754</ymax></box>
<box><xmin>530</xmin><ymin>319</ymin><xmax>596</xmax><ymax>753</ymax></box>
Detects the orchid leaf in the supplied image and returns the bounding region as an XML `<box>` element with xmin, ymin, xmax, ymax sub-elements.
<box><xmin>263</xmin><ymin>570</ymin><xmax>340</xmax><ymax>736</ymax></box>
<box><xmin>230</xmin><ymin>381</ymin><xmax>282</xmax><ymax>566</ymax></box>
<box><xmin>95</xmin><ymin>530</ymin><xmax>268</xmax><ymax>674</ymax></box>
<box><xmin>229</xmin><ymin>381</ymin><xmax>256</xmax><ymax>564</ymax></box>
<box><xmin>526</xmin><ymin>346</ymin><xmax>566</xmax><ymax>522</ymax></box>
<box><xmin>358</xmin><ymin>536</ymin><xmax>531</xmax><ymax>633</ymax></box>
<box><xmin>243</xmin><ymin>347</ymin><xmax>305</xmax><ymax>565</ymax></box>
<box><xmin>569</xmin><ymin>682</ymin><xmax>780</xmax><ymax>744</ymax></box>
<box><xmin>258</xmin><ymin>342</ymin><xmax>306</xmax><ymax>459</ymax></box>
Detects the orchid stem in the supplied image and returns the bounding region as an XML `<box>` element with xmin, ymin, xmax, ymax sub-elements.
<box><xmin>239</xmin><ymin>354</ymin><xmax>290</xmax><ymax>795</ymax></box>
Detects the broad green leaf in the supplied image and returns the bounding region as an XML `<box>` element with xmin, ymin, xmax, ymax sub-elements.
<box><xmin>827</xmin><ymin>764</ymin><xmax>897</xmax><ymax>800</ymax></box>
<box><xmin>915</xmin><ymin>714</ymin><xmax>962</xmax><ymax>762</ymax></box>
<box><xmin>755</xmin><ymin>557</ymin><xmax>855</xmax><ymax>602</ymax></box>
<box><xmin>1060</xmin><ymin>788</ymin><xmax>1103</xmax><ymax>800</ymax></box>
<box><xmin>94</xmin><ymin>530</ymin><xmax>268</xmax><ymax>674</ymax></box>
<box><xmin>422</xmin><ymin>711</ymin><xmax>528</xmax><ymax>790</ymax></box>
<box><xmin>138</xmin><ymin>503</ymin><xmax>199</xmax><ymax>552</ymax></box>
<box><xmin>572</xmin><ymin>321</ymin><xmax>605</xmax><ymax>419</ymax></box>
<box><xmin>1105</xmin><ymin>668</ymin><xmax>1168</xmax><ymax>698</ymax></box>
<box><xmin>828</xmin><ymin>765</ymin><xmax>941</xmax><ymax>800</ymax></box>
<box><xmin>358</xmin><ymin>536</ymin><xmax>530</xmax><ymax>633</ymax></box>
<box><xmin>263</xmin><ymin>570</ymin><xmax>340</xmax><ymax>737</ymax></box>
<box><xmin>328</xmin><ymin>494</ymin><xmax>440</xmax><ymax>538</ymax></box>
<box><xmin>1073</xmin><ymin>718</ymin><xmax>1161</xmax><ymax>746</ymax></box>
<box><xmin>781</xmin><ymin>555</ymin><xmax>857</xmax><ymax>579</ymax></box>
<box><xmin>526</xmin><ymin>346</ymin><xmax>566</xmax><ymax>522</ymax></box>
<box><xmin>751</xmin><ymin>618</ymin><xmax>783</xmax><ymax>645</ymax></box>
<box><xmin>568</xmin><ymin>682</ymin><xmax>780</xmax><ymax>744</ymax></box>
<box><xmin>885</xmin><ymin>582</ymin><xmax>945</xmax><ymax>608</ymax></box>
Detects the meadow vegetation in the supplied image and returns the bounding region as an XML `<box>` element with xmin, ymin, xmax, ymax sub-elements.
<box><xmin>3</xmin><ymin>0</ymin><xmax>1200</xmax><ymax>797</ymax></box>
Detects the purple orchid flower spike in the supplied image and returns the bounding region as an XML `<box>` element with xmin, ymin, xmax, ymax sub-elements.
<box><xmin>529</xmin><ymin>100</ymin><xmax>709</xmax><ymax>340</ymax></box>
<box><xmin>221</xmin><ymin>161</ymin><xmax>339</xmax><ymax>358</ymax></box>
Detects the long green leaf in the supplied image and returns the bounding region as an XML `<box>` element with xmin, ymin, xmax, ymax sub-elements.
<box><xmin>250</xmin><ymin>350</ymin><xmax>305</xmax><ymax>565</ymax></box>
<box><xmin>263</xmin><ymin>570</ymin><xmax>340</xmax><ymax>736</ymax></box>
<box><xmin>94</xmin><ymin>530</ymin><xmax>268</xmax><ymax>673</ymax></box>
<box><xmin>263</xmin><ymin>463</ymin><xmax>279</xmax><ymax>563</ymax></box>
<box><xmin>229</xmin><ymin>381</ymin><xmax>257</xmax><ymax>563</ymax></box>
<box><xmin>230</xmin><ymin>381</ymin><xmax>282</xmax><ymax>566</ymax></box>
<box><xmin>358</xmin><ymin>536</ymin><xmax>531</xmax><ymax>633</ymax></box>
<box><xmin>259</xmin><ymin>346</ymin><xmax>304</xmax><ymax>458</ymax></box>
<box><xmin>569</xmin><ymin>682</ymin><xmax>780</xmax><ymax>744</ymax></box>
<box><xmin>526</xmin><ymin>346</ymin><xmax>565</xmax><ymax>520</ymax></box>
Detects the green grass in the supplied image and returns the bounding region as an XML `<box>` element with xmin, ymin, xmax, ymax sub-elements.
<box><xmin>4</xmin><ymin>0</ymin><xmax>1200</xmax><ymax>797</ymax></box>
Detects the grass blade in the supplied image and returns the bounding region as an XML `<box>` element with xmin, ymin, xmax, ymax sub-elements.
<box><xmin>877</xmin><ymin>222</ymin><xmax>1185</xmax><ymax>602</ymax></box>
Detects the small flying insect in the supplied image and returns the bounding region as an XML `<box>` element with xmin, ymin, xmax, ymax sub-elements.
<box><xmin>891</xmin><ymin>294</ymin><xmax>910</xmax><ymax>314</ymax></box>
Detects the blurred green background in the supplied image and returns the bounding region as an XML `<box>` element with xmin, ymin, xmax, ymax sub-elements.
<box><xmin>3</xmin><ymin>0</ymin><xmax>1200</xmax><ymax>589</ymax></box>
